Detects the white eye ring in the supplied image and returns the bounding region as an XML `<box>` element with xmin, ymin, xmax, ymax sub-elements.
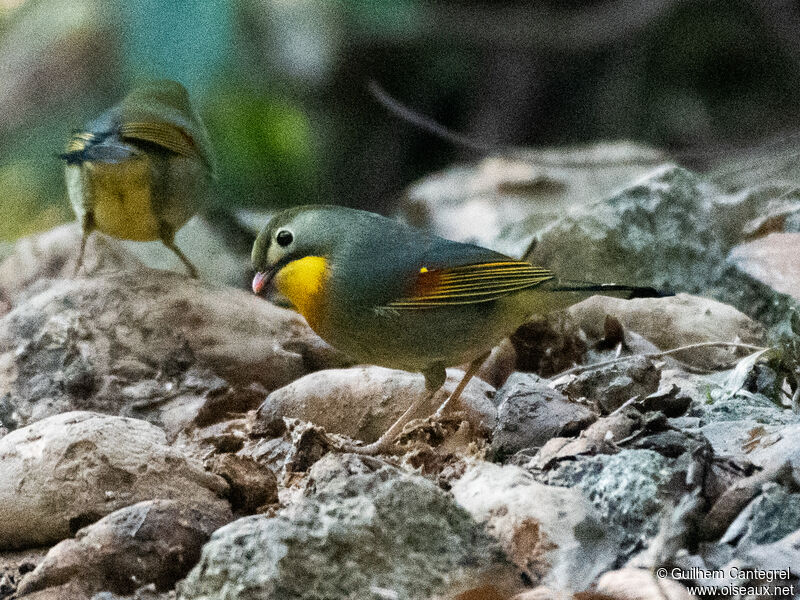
<box><xmin>276</xmin><ymin>229</ymin><xmax>293</xmax><ymax>247</ymax></box>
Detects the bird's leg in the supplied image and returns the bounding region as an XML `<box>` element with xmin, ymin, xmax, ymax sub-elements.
<box><xmin>434</xmin><ymin>351</ymin><xmax>490</xmax><ymax>417</ymax></box>
<box><xmin>74</xmin><ymin>212</ymin><xmax>95</xmax><ymax>277</ymax></box>
<box><xmin>338</xmin><ymin>364</ymin><xmax>447</xmax><ymax>456</ymax></box>
<box><xmin>159</xmin><ymin>223</ymin><xmax>198</xmax><ymax>278</ymax></box>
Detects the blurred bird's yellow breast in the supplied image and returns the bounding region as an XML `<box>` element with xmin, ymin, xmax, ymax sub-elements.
<box><xmin>79</xmin><ymin>158</ymin><xmax>161</xmax><ymax>241</ymax></box>
<box><xmin>274</xmin><ymin>256</ymin><xmax>329</xmax><ymax>328</ymax></box>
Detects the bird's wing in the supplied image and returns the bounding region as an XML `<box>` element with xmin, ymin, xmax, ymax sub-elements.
<box><xmin>119</xmin><ymin>121</ymin><xmax>199</xmax><ymax>159</ymax></box>
<box><xmin>383</xmin><ymin>260</ymin><xmax>554</xmax><ymax>309</ymax></box>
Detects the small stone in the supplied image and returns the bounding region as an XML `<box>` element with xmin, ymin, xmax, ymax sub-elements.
<box><xmin>559</xmin><ymin>356</ymin><xmax>661</xmax><ymax>413</ymax></box>
<box><xmin>16</xmin><ymin>499</ymin><xmax>231</xmax><ymax>597</ymax></box>
<box><xmin>205</xmin><ymin>454</ymin><xmax>278</xmax><ymax>513</ymax></box>
<box><xmin>490</xmin><ymin>373</ymin><xmax>596</xmax><ymax>461</ymax></box>
<box><xmin>535</xmin><ymin>449</ymin><xmax>690</xmax><ymax>559</ymax></box>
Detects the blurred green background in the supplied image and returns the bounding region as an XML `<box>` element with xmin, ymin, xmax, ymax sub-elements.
<box><xmin>1</xmin><ymin>0</ymin><xmax>800</xmax><ymax>241</ymax></box>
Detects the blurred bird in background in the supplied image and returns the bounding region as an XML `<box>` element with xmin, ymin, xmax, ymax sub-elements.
<box><xmin>61</xmin><ymin>80</ymin><xmax>215</xmax><ymax>277</ymax></box>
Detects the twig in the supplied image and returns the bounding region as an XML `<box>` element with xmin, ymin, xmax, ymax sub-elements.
<box><xmin>367</xmin><ymin>80</ymin><xmax>667</xmax><ymax>167</ymax></box>
<box><xmin>549</xmin><ymin>341</ymin><xmax>768</xmax><ymax>379</ymax></box>
<box><xmin>368</xmin><ymin>80</ymin><xmax>493</xmax><ymax>155</ymax></box>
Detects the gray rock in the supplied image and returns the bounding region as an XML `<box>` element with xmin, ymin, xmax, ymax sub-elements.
<box><xmin>0</xmin><ymin>411</ymin><xmax>227</xmax><ymax>549</ymax></box>
<box><xmin>528</xmin><ymin>409</ymin><xmax>642</xmax><ymax>470</ymax></box>
<box><xmin>743</xmin><ymin>529</ymin><xmax>800</xmax><ymax>578</ymax></box>
<box><xmin>16</xmin><ymin>499</ymin><xmax>232</xmax><ymax>597</ymax></box>
<box><xmin>568</xmin><ymin>293</ymin><xmax>765</xmax><ymax>370</ymax></box>
<box><xmin>0</xmin><ymin>268</ymin><xmax>346</xmax><ymax>436</ymax></box>
<box><xmin>699</xmin><ymin>461</ymin><xmax>789</xmax><ymax>543</ymax></box>
<box><xmin>527</xmin><ymin>166</ymin><xmax>799</xmax><ymax>327</ymax></box>
<box><xmin>660</xmin><ymin>367</ymin><xmax>797</xmax><ymax>457</ymax></box>
<box><xmin>490</xmin><ymin>373</ymin><xmax>595</xmax><ymax>460</ymax></box>
<box><xmin>178</xmin><ymin>453</ymin><xmax>503</xmax><ymax>600</ymax></box>
<box><xmin>398</xmin><ymin>142</ymin><xmax>668</xmax><ymax>257</ymax></box>
<box><xmin>719</xmin><ymin>482</ymin><xmax>800</xmax><ymax>548</ymax></box>
<box><xmin>693</xmin><ymin>393</ymin><xmax>795</xmax><ymax>427</ymax></box>
<box><xmin>0</xmin><ymin>216</ymin><xmax>253</xmax><ymax>305</ymax></box>
<box><xmin>450</xmin><ymin>462</ymin><xmax>617</xmax><ymax>591</ymax></box>
<box><xmin>558</xmin><ymin>355</ymin><xmax>661</xmax><ymax>413</ymax></box>
<box><xmin>257</xmin><ymin>366</ymin><xmax>496</xmax><ymax>445</ymax></box>
<box><xmin>728</xmin><ymin>232</ymin><xmax>800</xmax><ymax>303</ymax></box>
<box><xmin>748</xmin><ymin>423</ymin><xmax>800</xmax><ymax>481</ymax></box>
<box><xmin>535</xmin><ymin>449</ymin><xmax>689</xmax><ymax>558</ymax></box>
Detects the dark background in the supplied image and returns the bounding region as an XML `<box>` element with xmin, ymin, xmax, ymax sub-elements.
<box><xmin>1</xmin><ymin>0</ymin><xmax>799</xmax><ymax>239</ymax></box>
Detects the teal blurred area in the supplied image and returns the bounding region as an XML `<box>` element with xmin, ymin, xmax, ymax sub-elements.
<box><xmin>1</xmin><ymin>0</ymin><xmax>800</xmax><ymax>241</ymax></box>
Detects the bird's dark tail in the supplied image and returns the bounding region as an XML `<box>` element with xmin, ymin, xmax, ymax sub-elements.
<box><xmin>550</xmin><ymin>282</ymin><xmax>673</xmax><ymax>299</ymax></box>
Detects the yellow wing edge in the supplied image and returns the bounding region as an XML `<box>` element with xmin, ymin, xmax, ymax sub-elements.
<box><xmin>384</xmin><ymin>260</ymin><xmax>554</xmax><ymax>309</ymax></box>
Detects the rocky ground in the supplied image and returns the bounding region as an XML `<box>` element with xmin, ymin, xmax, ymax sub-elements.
<box><xmin>1</xmin><ymin>149</ymin><xmax>800</xmax><ymax>599</ymax></box>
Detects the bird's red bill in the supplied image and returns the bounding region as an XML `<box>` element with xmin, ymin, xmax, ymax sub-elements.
<box><xmin>252</xmin><ymin>271</ymin><xmax>269</xmax><ymax>295</ymax></box>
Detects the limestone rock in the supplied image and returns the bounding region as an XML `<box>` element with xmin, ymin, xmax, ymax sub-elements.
<box><xmin>728</xmin><ymin>232</ymin><xmax>800</xmax><ymax>302</ymax></box>
<box><xmin>568</xmin><ymin>293</ymin><xmax>765</xmax><ymax>370</ymax></box>
<box><xmin>0</xmin><ymin>269</ymin><xmax>346</xmax><ymax>435</ymax></box>
<box><xmin>490</xmin><ymin>373</ymin><xmax>595</xmax><ymax>461</ymax></box>
<box><xmin>557</xmin><ymin>356</ymin><xmax>661</xmax><ymax>413</ymax></box>
<box><xmin>178</xmin><ymin>453</ymin><xmax>504</xmax><ymax>600</ymax></box>
<box><xmin>450</xmin><ymin>461</ymin><xmax>617</xmax><ymax>590</ymax></box>
<box><xmin>257</xmin><ymin>366</ymin><xmax>496</xmax><ymax>445</ymax></box>
<box><xmin>0</xmin><ymin>411</ymin><xmax>227</xmax><ymax>549</ymax></box>
<box><xmin>528</xmin><ymin>166</ymin><xmax>798</xmax><ymax>327</ymax></box>
<box><xmin>0</xmin><ymin>224</ymin><xmax>138</xmax><ymax>312</ymax></box>
<box><xmin>535</xmin><ymin>449</ymin><xmax>692</xmax><ymax>559</ymax></box>
<box><xmin>16</xmin><ymin>499</ymin><xmax>232</xmax><ymax>597</ymax></box>
<box><xmin>399</xmin><ymin>142</ymin><xmax>668</xmax><ymax>256</ymax></box>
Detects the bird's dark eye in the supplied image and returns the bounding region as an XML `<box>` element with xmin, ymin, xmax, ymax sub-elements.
<box><xmin>276</xmin><ymin>230</ymin><xmax>293</xmax><ymax>247</ymax></box>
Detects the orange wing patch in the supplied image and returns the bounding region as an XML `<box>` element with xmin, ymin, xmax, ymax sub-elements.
<box><xmin>386</xmin><ymin>261</ymin><xmax>554</xmax><ymax>309</ymax></box>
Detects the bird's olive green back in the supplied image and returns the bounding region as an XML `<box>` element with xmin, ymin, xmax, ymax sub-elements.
<box><xmin>117</xmin><ymin>80</ymin><xmax>216</xmax><ymax>174</ymax></box>
<box><xmin>253</xmin><ymin>205</ymin><xmax>553</xmax><ymax>311</ymax></box>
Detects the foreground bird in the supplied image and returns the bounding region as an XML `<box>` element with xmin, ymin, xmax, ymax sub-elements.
<box><xmin>252</xmin><ymin>205</ymin><xmax>663</xmax><ymax>454</ymax></box>
<box><xmin>62</xmin><ymin>80</ymin><xmax>215</xmax><ymax>277</ymax></box>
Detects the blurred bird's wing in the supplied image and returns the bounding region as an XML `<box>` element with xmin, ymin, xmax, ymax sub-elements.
<box><xmin>383</xmin><ymin>260</ymin><xmax>554</xmax><ymax>309</ymax></box>
<box><xmin>119</xmin><ymin>121</ymin><xmax>200</xmax><ymax>159</ymax></box>
<box><xmin>119</xmin><ymin>80</ymin><xmax>216</xmax><ymax>174</ymax></box>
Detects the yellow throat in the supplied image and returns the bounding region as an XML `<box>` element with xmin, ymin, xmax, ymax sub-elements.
<box><xmin>274</xmin><ymin>256</ymin><xmax>328</xmax><ymax>326</ymax></box>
